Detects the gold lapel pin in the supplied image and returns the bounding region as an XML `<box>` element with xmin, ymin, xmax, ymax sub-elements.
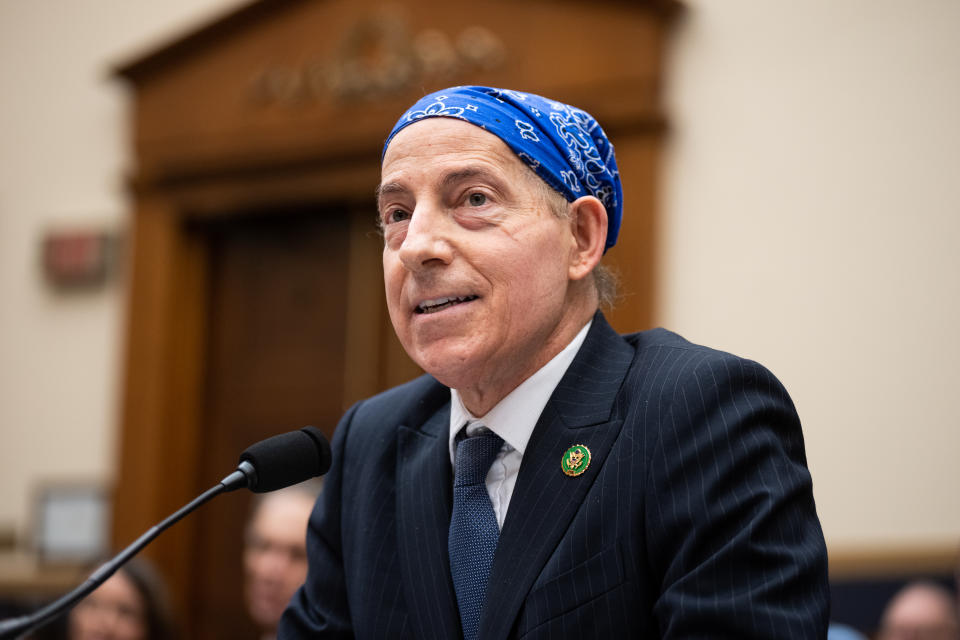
<box><xmin>561</xmin><ymin>444</ymin><xmax>591</xmax><ymax>477</ymax></box>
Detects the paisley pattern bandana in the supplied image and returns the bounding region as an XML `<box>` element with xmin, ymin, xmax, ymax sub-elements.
<box><xmin>383</xmin><ymin>86</ymin><xmax>623</xmax><ymax>252</ymax></box>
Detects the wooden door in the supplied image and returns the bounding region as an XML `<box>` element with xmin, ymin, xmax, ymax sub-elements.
<box><xmin>189</xmin><ymin>206</ymin><xmax>350</xmax><ymax>639</ymax></box>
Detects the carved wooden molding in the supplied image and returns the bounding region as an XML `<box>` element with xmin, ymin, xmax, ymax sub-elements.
<box><xmin>249</xmin><ymin>10</ymin><xmax>507</xmax><ymax>105</ymax></box>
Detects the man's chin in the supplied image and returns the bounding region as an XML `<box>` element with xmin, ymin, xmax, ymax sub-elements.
<box><xmin>250</xmin><ymin>605</ymin><xmax>284</xmax><ymax>629</ymax></box>
<box><xmin>248</xmin><ymin>594</ymin><xmax>287</xmax><ymax>628</ymax></box>
<box><xmin>410</xmin><ymin>352</ymin><xmax>479</xmax><ymax>389</ymax></box>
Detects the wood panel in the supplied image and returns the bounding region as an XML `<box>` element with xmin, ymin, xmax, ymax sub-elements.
<box><xmin>829</xmin><ymin>543</ymin><xmax>960</xmax><ymax>580</ymax></box>
<box><xmin>112</xmin><ymin>196</ymin><xmax>209</xmax><ymax>614</ymax></box>
<box><xmin>118</xmin><ymin>0</ymin><xmax>670</xmax><ymax>187</ymax></box>
<box><xmin>189</xmin><ymin>208</ymin><xmax>351</xmax><ymax>638</ymax></box>
<box><xmin>603</xmin><ymin>132</ymin><xmax>662</xmax><ymax>334</ymax></box>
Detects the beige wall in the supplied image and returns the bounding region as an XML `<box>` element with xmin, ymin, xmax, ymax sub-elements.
<box><xmin>660</xmin><ymin>0</ymin><xmax>960</xmax><ymax>550</ymax></box>
<box><xmin>0</xmin><ymin>0</ymin><xmax>242</xmax><ymax>544</ymax></box>
<box><xmin>0</xmin><ymin>0</ymin><xmax>956</xmax><ymax>556</ymax></box>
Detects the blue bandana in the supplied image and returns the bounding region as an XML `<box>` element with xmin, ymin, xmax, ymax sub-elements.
<box><xmin>383</xmin><ymin>86</ymin><xmax>623</xmax><ymax>252</ymax></box>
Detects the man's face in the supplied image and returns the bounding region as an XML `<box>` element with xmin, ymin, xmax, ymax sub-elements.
<box><xmin>879</xmin><ymin>583</ymin><xmax>960</xmax><ymax>640</ymax></box>
<box><xmin>379</xmin><ymin>118</ymin><xmax>581</xmax><ymax>413</ymax></box>
<box><xmin>243</xmin><ymin>493</ymin><xmax>314</xmax><ymax>633</ymax></box>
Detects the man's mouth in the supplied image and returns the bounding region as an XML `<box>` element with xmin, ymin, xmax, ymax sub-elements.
<box><xmin>415</xmin><ymin>295</ymin><xmax>478</xmax><ymax>314</ymax></box>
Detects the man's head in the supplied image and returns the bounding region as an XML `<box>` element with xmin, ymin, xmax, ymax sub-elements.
<box><xmin>378</xmin><ymin>87</ymin><xmax>621</xmax><ymax>415</ymax></box>
<box><xmin>382</xmin><ymin>87</ymin><xmax>623</xmax><ymax>250</ymax></box>
<box><xmin>243</xmin><ymin>480</ymin><xmax>321</xmax><ymax>637</ymax></box>
<box><xmin>878</xmin><ymin>581</ymin><xmax>960</xmax><ymax>640</ymax></box>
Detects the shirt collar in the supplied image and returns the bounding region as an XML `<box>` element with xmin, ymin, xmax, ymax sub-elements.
<box><xmin>448</xmin><ymin>319</ymin><xmax>592</xmax><ymax>464</ymax></box>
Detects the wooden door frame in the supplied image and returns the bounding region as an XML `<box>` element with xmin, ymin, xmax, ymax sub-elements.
<box><xmin>111</xmin><ymin>158</ymin><xmax>398</xmax><ymax>619</ymax></box>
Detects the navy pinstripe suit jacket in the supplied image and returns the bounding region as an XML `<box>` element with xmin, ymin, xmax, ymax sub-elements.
<box><xmin>280</xmin><ymin>313</ymin><xmax>829</xmax><ymax>639</ymax></box>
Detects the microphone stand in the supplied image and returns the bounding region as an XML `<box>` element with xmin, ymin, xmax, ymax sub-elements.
<box><xmin>0</xmin><ymin>461</ymin><xmax>256</xmax><ymax>640</ymax></box>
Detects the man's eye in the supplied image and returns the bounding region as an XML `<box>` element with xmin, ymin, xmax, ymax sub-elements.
<box><xmin>387</xmin><ymin>209</ymin><xmax>410</xmax><ymax>223</ymax></box>
<box><xmin>468</xmin><ymin>193</ymin><xmax>487</xmax><ymax>206</ymax></box>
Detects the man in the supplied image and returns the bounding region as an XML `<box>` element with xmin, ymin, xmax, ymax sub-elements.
<box><xmin>280</xmin><ymin>86</ymin><xmax>829</xmax><ymax>638</ymax></box>
<box><xmin>877</xmin><ymin>581</ymin><xmax>960</xmax><ymax>640</ymax></box>
<box><xmin>245</xmin><ymin>480</ymin><xmax>322</xmax><ymax>640</ymax></box>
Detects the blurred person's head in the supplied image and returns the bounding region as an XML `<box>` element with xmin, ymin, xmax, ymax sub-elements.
<box><xmin>878</xmin><ymin>581</ymin><xmax>960</xmax><ymax>640</ymax></box>
<box><xmin>67</xmin><ymin>558</ymin><xmax>174</xmax><ymax>640</ymax></box>
<box><xmin>243</xmin><ymin>479</ymin><xmax>322</xmax><ymax>638</ymax></box>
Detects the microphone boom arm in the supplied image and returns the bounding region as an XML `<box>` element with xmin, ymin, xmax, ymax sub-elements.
<box><xmin>0</xmin><ymin>423</ymin><xmax>329</xmax><ymax>640</ymax></box>
<box><xmin>0</xmin><ymin>462</ymin><xmax>256</xmax><ymax>640</ymax></box>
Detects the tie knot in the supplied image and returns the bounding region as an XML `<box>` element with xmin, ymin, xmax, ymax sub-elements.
<box><xmin>453</xmin><ymin>430</ymin><xmax>503</xmax><ymax>487</ymax></box>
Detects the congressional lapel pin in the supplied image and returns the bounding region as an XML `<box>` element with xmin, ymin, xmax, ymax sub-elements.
<box><xmin>561</xmin><ymin>444</ymin><xmax>591</xmax><ymax>477</ymax></box>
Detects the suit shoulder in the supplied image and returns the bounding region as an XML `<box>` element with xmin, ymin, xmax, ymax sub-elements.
<box><xmin>621</xmin><ymin>327</ymin><xmax>719</xmax><ymax>355</ymax></box>
<box><xmin>620</xmin><ymin>327</ymin><xmax>788</xmax><ymax>392</ymax></box>
<box><xmin>623</xmin><ymin>327</ymin><xmax>761</xmax><ymax>364</ymax></box>
<box><xmin>351</xmin><ymin>373</ymin><xmax>449</xmax><ymax>429</ymax></box>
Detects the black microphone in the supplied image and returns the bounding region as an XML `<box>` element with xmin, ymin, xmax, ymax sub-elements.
<box><xmin>223</xmin><ymin>425</ymin><xmax>332</xmax><ymax>492</ymax></box>
<box><xmin>0</xmin><ymin>426</ymin><xmax>331</xmax><ymax>640</ymax></box>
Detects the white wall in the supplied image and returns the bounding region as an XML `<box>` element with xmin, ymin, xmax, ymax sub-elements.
<box><xmin>0</xmin><ymin>0</ymin><xmax>956</xmax><ymax>554</ymax></box>
<box><xmin>661</xmin><ymin>0</ymin><xmax>960</xmax><ymax>549</ymax></box>
<box><xmin>0</xmin><ymin>0</ymin><xmax>242</xmax><ymax>544</ymax></box>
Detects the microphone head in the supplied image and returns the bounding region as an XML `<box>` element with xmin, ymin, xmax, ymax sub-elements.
<box><xmin>238</xmin><ymin>426</ymin><xmax>331</xmax><ymax>493</ymax></box>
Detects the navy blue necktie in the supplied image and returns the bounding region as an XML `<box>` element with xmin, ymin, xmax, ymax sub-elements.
<box><xmin>449</xmin><ymin>429</ymin><xmax>503</xmax><ymax>640</ymax></box>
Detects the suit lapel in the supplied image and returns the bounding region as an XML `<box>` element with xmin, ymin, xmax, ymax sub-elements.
<box><xmin>480</xmin><ymin>313</ymin><xmax>635</xmax><ymax>640</ymax></box>
<box><xmin>396</xmin><ymin>405</ymin><xmax>461</xmax><ymax>640</ymax></box>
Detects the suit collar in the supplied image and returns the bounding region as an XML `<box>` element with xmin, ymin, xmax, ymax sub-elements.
<box><xmin>550</xmin><ymin>311</ymin><xmax>634</xmax><ymax>427</ymax></box>
<box><xmin>395</xmin><ymin>402</ymin><xmax>462</xmax><ymax>640</ymax></box>
<box><xmin>448</xmin><ymin>318</ymin><xmax>594</xmax><ymax>459</ymax></box>
<box><xmin>480</xmin><ymin>312</ymin><xmax>634</xmax><ymax>639</ymax></box>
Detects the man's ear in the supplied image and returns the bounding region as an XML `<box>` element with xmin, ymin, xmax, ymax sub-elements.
<box><xmin>567</xmin><ymin>196</ymin><xmax>607</xmax><ymax>281</ymax></box>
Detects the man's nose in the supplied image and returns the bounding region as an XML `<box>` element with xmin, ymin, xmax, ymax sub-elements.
<box><xmin>397</xmin><ymin>204</ymin><xmax>453</xmax><ymax>271</ymax></box>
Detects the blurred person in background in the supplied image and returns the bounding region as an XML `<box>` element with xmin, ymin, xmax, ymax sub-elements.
<box><xmin>243</xmin><ymin>480</ymin><xmax>322</xmax><ymax>640</ymax></box>
<box><xmin>66</xmin><ymin>557</ymin><xmax>175</xmax><ymax>640</ymax></box>
<box><xmin>877</xmin><ymin>580</ymin><xmax>960</xmax><ymax>640</ymax></box>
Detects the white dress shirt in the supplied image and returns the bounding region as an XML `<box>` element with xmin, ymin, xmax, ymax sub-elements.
<box><xmin>448</xmin><ymin>320</ymin><xmax>592</xmax><ymax>529</ymax></box>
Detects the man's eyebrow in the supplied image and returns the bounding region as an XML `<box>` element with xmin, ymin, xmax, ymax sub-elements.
<box><xmin>439</xmin><ymin>167</ymin><xmax>503</xmax><ymax>191</ymax></box>
<box><xmin>375</xmin><ymin>167</ymin><xmax>505</xmax><ymax>203</ymax></box>
<box><xmin>375</xmin><ymin>182</ymin><xmax>406</xmax><ymax>202</ymax></box>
